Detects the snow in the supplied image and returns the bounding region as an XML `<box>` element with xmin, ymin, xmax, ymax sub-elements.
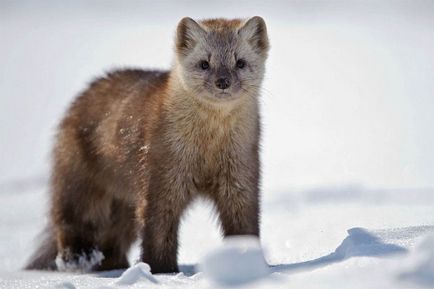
<box><xmin>55</xmin><ymin>282</ymin><xmax>77</xmax><ymax>289</ymax></box>
<box><xmin>398</xmin><ymin>234</ymin><xmax>434</xmax><ymax>287</ymax></box>
<box><xmin>113</xmin><ymin>263</ymin><xmax>158</xmax><ymax>285</ymax></box>
<box><xmin>1</xmin><ymin>0</ymin><xmax>434</xmax><ymax>288</ymax></box>
<box><xmin>55</xmin><ymin>250</ymin><xmax>104</xmax><ymax>273</ymax></box>
<box><xmin>200</xmin><ymin>236</ymin><xmax>269</xmax><ymax>286</ymax></box>
<box><xmin>2</xmin><ymin>190</ymin><xmax>434</xmax><ymax>288</ymax></box>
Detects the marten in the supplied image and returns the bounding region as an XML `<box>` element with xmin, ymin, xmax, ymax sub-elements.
<box><xmin>26</xmin><ymin>16</ymin><xmax>269</xmax><ymax>273</ymax></box>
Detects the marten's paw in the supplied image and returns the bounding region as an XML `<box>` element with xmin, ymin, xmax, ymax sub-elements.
<box><xmin>55</xmin><ymin>248</ymin><xmax>104</xmax><ymax>272</ymax></box>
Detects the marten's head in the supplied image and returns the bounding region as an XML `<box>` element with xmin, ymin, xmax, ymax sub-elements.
<box><xmin>174</xmin><ymin>17</ymin><xmax>269</xmax><ymax>103</ymax></box>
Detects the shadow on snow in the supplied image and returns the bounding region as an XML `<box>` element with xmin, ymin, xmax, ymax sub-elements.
<box><xmin>95</xmin><ymin>227</ymin><xmax>408</xmax><ymax>279</ymax></box>
<box><xmin>271</xmin><ymin>227</ymin><xmax>406</xmax><ymax>274</ymax></box>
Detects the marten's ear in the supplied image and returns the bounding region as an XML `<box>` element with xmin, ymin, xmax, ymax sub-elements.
<box><xmin>238</xmin><ymin>16</ymin><xmax>269</xmax><ymax>56</ymax></box>
<box><xmin>176</xmin><ymin>17</ymin><xmax>206</xmax><ymax>56</ymax></box>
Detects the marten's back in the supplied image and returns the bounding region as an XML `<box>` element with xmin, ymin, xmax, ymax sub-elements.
<box><xmin>62</xmin><ymin>69</ymin><xmax>169</xmax><ymax>132</ymax></box>
<box><xmin>53</xmin><ymin>69</ymin><xmax>170</xmax><ymax>194</ymax></box>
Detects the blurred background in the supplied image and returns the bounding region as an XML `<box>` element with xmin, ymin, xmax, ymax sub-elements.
<box><xmin>0</xmin><ymin>0</ymin><xmax>434</xmax><ymax>275</ymax></box>
<box><xmin>1</xmin><ymin>0</ymin><xmax>433</xmax><ymax>193</ymax></box>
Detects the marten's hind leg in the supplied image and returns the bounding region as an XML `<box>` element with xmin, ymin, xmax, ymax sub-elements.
<box><xmin>96</xmin><ymin>199</ymin><xmax>137</xmax><ymax>271</ymax></box>
<box><xmin>51</xmin><ymin>153</ymin><xmax>136</xmax><ymax>271</ymax></box>
<box><xmin>52</xmin><ymin>168</ymin><xmax>106</xmax><ymax>271</ymax></box>
<box><xmin>53</xmin><ymin>175</ymin><xmax>136</xmax><ymax>271</ymax></box>
<box><xmin>47</xmin><ymin>116</ymin><xmax>139</xmax><ymax>271</ymax></box>
<box><xmin>52</xmin><ymin>172</ymin><xmax>138</xmax><ymax>271</ymax></box>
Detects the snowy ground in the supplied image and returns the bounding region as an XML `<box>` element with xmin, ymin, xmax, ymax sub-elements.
<box><xmin>1</xmin><ymin>187</ymin><xmax>434</xmax><ymax>288</ymax></box>
<box><xmin>1</xmin><ymin>1</ymin><xmax>434</xmax><ymax>288</ymax></box>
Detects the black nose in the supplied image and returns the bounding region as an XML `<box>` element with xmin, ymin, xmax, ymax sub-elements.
<box><xmin>215</xmin><ymin>78</ymin><xmax>231</xmax><ymax>90</ymax></box>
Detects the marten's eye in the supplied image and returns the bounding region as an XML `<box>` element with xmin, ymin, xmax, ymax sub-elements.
<box><xmin>200</xmin><ymin>60</ymin><xmax>210</xmax><ymax>70</ymax></box>
<box><xmin>236</xmin><ymin>59</ymin><xmax>246</xmax><ymax>69</ymax></box>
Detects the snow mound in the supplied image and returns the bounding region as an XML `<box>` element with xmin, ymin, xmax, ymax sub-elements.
<box><xmin>334</xmin><ymin>227</ymin><xmax>407</xmax><ymax>258</ymax></box>
<box><xmin>114</xmin><ymin>262</ymin><xmax>158</xmax><ymax>285</ymax></box>
<box><xmin>55</xmin><ymin>249</ymin><xmax>104</xmax><ymax>272</ymax></box>
<box><xmin>200</xmin><ymin>236</ymin><xmax>270</xmax><ymax>286</ymax></box>
<box><xmin>398</xmin><ymin>234</ymin><xmax>434</xmax><ymax>287</ymax></box>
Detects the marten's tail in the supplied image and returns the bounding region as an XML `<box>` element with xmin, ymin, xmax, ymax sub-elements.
<box><xmin>25</xmin><ymin>227</ymin><xmax>58</xmax><ymax>270</ymax></box>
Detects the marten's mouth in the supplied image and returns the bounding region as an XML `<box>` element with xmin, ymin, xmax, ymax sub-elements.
<box><xmin>215</xmin><ymin>91</ymin><xmax>232</xmax><ymax>98</ymax></box>
<box><xmin>201</xmin><ymin>90</ymin><xmax>240</xmax><ymax>103</ymax></box>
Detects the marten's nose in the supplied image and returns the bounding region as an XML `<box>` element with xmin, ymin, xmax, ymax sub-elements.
<box><xmin>215</xmin><ymin>78</ymin><xmax>231</xmax><ymax>90</ymax></box>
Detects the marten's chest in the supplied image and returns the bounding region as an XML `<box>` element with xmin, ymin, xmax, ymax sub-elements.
<box><xmin>168</xmin><ymin>126</ymin><xmax>239</xmax><ymax>195</ymax></box>
<box><xmin>164</xmin><ymin>110</ymin><xmax>248</xmax><ymax>173</ymax></box>
<box><xmin>172</xmin><ymin>121</ymin><xmax>235</xmax><ymax>165</ymax></box>
<box><xmin>157</xmin><ymin>100</ymin><xmax>258</xmax><ymax>189</ymax></box>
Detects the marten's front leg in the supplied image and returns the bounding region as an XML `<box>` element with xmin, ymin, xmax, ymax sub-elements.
<box><xmin>213</xmin><ymin>159</ymin><xmax>260</xmax><ymax>237</ymax></box>
<box><xmin>140</xmin><ymin>171</ymin><xmax>191</xmax><ymax>273</ymax></box>
<box><xmin>215</xmin><ymin>187</ymin><xmax>260</xmax><ymax>237</ymax></box>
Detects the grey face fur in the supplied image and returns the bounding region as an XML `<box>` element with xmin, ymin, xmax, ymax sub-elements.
<box><xmin>175</xmin><ymin>17</ymin><xmax>269</xmax><ymax>103</ymax></box>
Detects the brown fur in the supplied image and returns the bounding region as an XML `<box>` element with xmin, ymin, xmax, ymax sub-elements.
<box><xmin>26</xmin><ymin>17</ymin><xmax>269</xmax><ymax>273</ymax></box>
